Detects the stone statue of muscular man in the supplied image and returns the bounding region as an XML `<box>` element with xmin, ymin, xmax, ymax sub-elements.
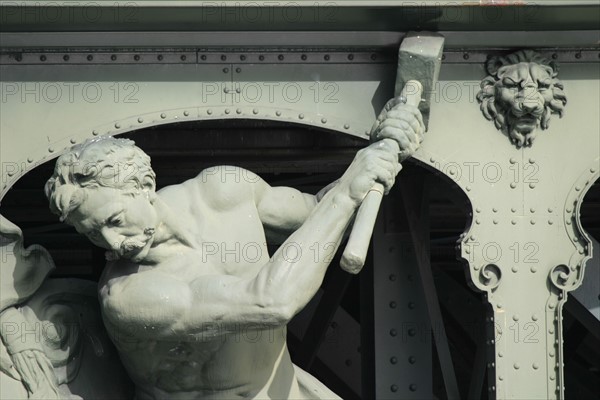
<box><xmin>45</xmin><ymin>101</ymin><xmax>423</xmax><ymax>399</ymax></box>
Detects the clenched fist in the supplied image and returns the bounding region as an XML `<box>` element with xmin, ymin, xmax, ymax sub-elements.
<box><xmin>370</xmin><ymin>97</ymin><xmax>425</xmax><ymax>161</ymax></box>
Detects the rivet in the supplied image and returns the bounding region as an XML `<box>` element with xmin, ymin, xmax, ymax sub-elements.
<box><xmin>200</xmin><ymin>55</ymin><xmax>207</xmax><ymax>61</ymax></box>
<box><xmin>474</xmin><ymin>265</ymin><xmax>480</xmax><ymax>271</ymax></box>
<box><xmin>275</xmin><ymin>111</ymin><xmax>282</xmax><ymax>117</ymax></box>
<box><xmin>408</xmin><ymin>302</ymin><xmax>416</xmax><ymax>309</ymax></box>
<box><xmin>134</xmin><ymin>55</ymin><xmax>140</xmax><ymax>61</ymax></box>
<box><xmin>220</xmin><ymin>55</ymin><xmax>227</xmax><ymax>61</ymax></box>
<box><xmin>566</xmin><ymin>208</ymin><xmax>572</xmax><ymax>213</ymax></box>
<box><xmin>466</xmin><ymin>186</ymin><xmax>471</xmax><ymax>192</ymax></box>
<box><xmin>511</xmin><ymin>220</ymin><xmax>516</xmax><ymax>225</ymax></box>
<box><xmin>92</xmin><ymin>130</ymin><xmax>99</xmax><ymax>136</ymax></box>
<box><xmin>530</xmin><ymin>208</ymin><xmax>536</xmax><ymax>213</ymax></box>
<box><xmin>390</xmin><ymin>385</ymin><xmax>398</xmax><ymax>393</ymax></box>
<box><xmin>236</xmin><ymin>88</ymin><xmax>241</xmax><ymax>94</ymax></box>
<box><xmin>530</xmin><ymin>266</ymin><xmax>537</xmax><ymax>273</ymax></box>
<box><xmin>390</xmin><ymin>356</ymin><xmax>398</xmax><ymax>364</ymax></box>
<box><xmin>259</xmin><ymin>55</ymin><xmax>265</xmax><ymax>61</ymax></box>
<box><xmin>40</xmin><ymin>55</ymin><xmax>47</xmax><ymax>61</ymax></box>
<box><xmin>114</xmin><ymin>123</ymin><xmax>121</xmax><ymax>129</ymax></box>
<box><xmin>492</xmin><ymin>208</ymin><xmax>498</xmax><ymax>212</ymax></box>
<box><xmin>408</xmin><ymin>356</ymin><xmax>416</xmax><ymax>364</ymax></box>
<box><xmin>510</xmin><ymin>182</ymin><xmax>517</xmax><ymax>188</ymax></box>
<box><xmin>550</xmin><ymin>375</ymin><xmax>555</xmax><ymax>381</ymax></box>
<box><xmin>236</xmin><ymin>109</ymin><xmax>242</xmax><ymax>114</ymax></box>
<box><xmin>48</xmin><ymin>147</ymin><xmax>54</xmax><ymax>153</ymax></box>
<box><xmin>493</xmin><ymin>219</ymin><xmax>498</xmax><ymax>225</ymax></box>
<box><xmin>298</xmin><ymin>113</ymin><xmax>305</xmax><ymax>119</ymax></box>
<box><xmin>463</xmin><ymin>53</ymin><xmax>469</xmax><ymax>60</ymax></box>
<box><xmin>408</xmin><ymin>328</ymin><xmax>416</xmax><ymax>337</ymax></box>
<box><xmin>87</xmin><ymin>55</ymin><xmax>93</xmax><ymax>61</ymax></box>
<box><xmin>236</xmin><ymin>67</ymin><xmax>241</xmax><ymax>73</ymax></box>
<box><xmin>498</xmin><ymin>352</ymin><xmax>503</xmax><ymax>357</ymax></box>
<box><xmin>511</xmin><ymin>208</ymin><xmax>517</xmax><ymax>213</ymax></box>
<box><xmin>513</xmin><ymin>315</ymin><xmax>519</xmax><ymax>321</ymax></box>
<box><xmin>225</xmin><ymin>109</ymin><xmax>230</xmax><ymax>114</ymax></box>
<box><xmin>509</xmin><ymin>157</ymin><xmax>517</xmax><ymax>164</ymax></box>
<box><xmin>370</xmin><ymin>54</ymin><xmax>377</xmax><ymax>60</ymax></box>
<box><xmin>511</xmin><ymin>267</ymin><xmax>518</xmax><ymax>273</ymax></box>
<box><xmin>390</xmin><ymin>329</ymin><xmax>398</xmax><ymax>337</ymax></box>
<box><xmin>476</xmin><ymin>219</ymin><xmax>481</xmax><ymax>224</ymax></box>
<box><xmin>499</xmin><ymin>376</ymin><xmax>504</xmax><ymax>381</ymax></box>
<box><xmin>476</xmin><ymin>208</ymin><xmax>481</xmax><ymax>213</ymax></box>
<box><xmin>548</xmin><ymin>220</ymin><xmax>553</xmax><ymax>225</ymax></box>
<box><xmin>549</xmin><ymin>328</ymin><xmax>554</xmax><ymax>334</ymax></box>
<box><xmin>549</xmin><ymin>351</ymin><xmax>555</xmax><ymax>357</ymax></box>
<box><xmin>529</xmin><ymin>158</ymin><xmax>535</xmax><ymax>164</ymax></box>
<box><xmin>253</xmin><ymin>109</ymin><xmax>259</xmax><ymax>115</ymax></box>
<box><xmin>409</xmin><ymin>384</ymin><xmax>417</xmax><ymax>392</ymax></box>
<box><xmin>465</xmin><ymin>248</ymin><xmax>470</xmax><ymax>254</ymax></box>
<box><xmin>514</xmin><ymin>363</ymin><xmax>520</xmax><ymax>370</ymax></box>
<box><xmin>160</xmin><ymin>113</ymin><xmax>166</xmax><ymax>119</ymax></box>
<box><xmin>240</xmin><ymin>55</ymin><xmax>246</xmax><ymax>61</ymax></box>
<box><xmin>301</xmin><ymin>54</ymin><xmax>307</xmax><ymax>61</ymax></box>
<box><xmin>497</xmin><ymin>303</ymin><xmax>503</xmax><ymax>309</ymax></box>
<box><xmin>324</xmin><ymin>54</ymin><xmax>330</xmax><ymax>61</ymax></box>
<box><xmin>278</xmin><ymin>54</ymin><xmax>284</xmax><ymax>61</ymax></box>
<box><xmin>207</xmin><ymin>109</ymin><xmax>213</xmax><ymax>115</ymax></box>
<box><xmin>449</xmin><ymin>169</ymin><xmax>455</xmax><ymax>175</ymax></box>
<box><xmin>111</xmin><ymin>54</ymin><xmax>117</xmax><ymax>61</ymax></box>
<box><xmin>344</xmin><ymin>124</ymin><xmax>350</xmax><ymax>129</ymax></box>
<box><xmin>566</xmin><ymin>220</ymin><xmax>571</xmax><ymax>225</ymax></box>
<box><xmin>223</xmin><ymin>67</ymin><xmax>229</xmax><ymax>73</ymax></box>
<box><xmin>578</xmin><ymin>248</ymin><xmax>584</xmax><ymax>254</ymax></box>
<box><xmin>533</xmin><ymin>363</ymin><xmax>539</xmax><ymax>370</ymax></box>
<box><xmin>430</xmin><ymin>157</ymin><xmax>435</xmax><ymax>163</ymax></box>
<box><xmin>549</xmin><ymin>303</ymin><xmax>556</xmax><ymax>309</ymax></box>
<box><xmin>63</xmin><ymin>54</ymin><xmax>70</xmax><ymax>61</ymax></box>
<box><xmin>532</xmin><ymin>314</ymin><xmax>538</xmax><ymax>321</ymax></box>
<box><xmin>183</xmin><ymin>111</ymin><xmax>189</xmax><ymax>117</ymax></box>
<box><xmin>348</xmin><ymin>54</ymin><xmax>354</xmax><ymax>60</ymax></box>
<box><xmin>389</xmin><ymin>301</ymin><xmax>397</xmax><ymax>309</ymax></box>
<box><xmin>470</xmin><ymin>235</ymin><xmax>475</xmax><ymax>241</ymax></box>
<box><xmin>7</xmin><ymin>170</ymin><xmax>14</xmax><ymax>176</ymax></box>
<box><xmin>530</xmin><ymin>219</ymin><xmax>536</xmax><ymax>225</ymax></box>
<box><xmin>389</xmin><ymin>274</ymin><xmax>396</xmax><ymax>281</ymax></box>
<box><xmin>575</xmin><ymin>186</ymin><xmax>581</xmax><ymax>191</ymax></box>
<box><xmin>180</xmin><ymin>55</ymin><xmax>187</xmax><ymax>61</ymax></box>
<box><xmin>157</xmin><ymin>55</ymin><xmax>163</xmax><ymax>61</ymax></box>
<box><xmin>138</xmin><ymin>117</ymin><xmax>144</xmax><ymax>123</ymax></box>
<box><xmin>70</xmin><ymin>138</ymin><xmax>77</xmax><ymax>144</ymax></box>
<box><xmin>321</xmin><ymin>118</ymin><xmax>327</xmax><ymax>124</ymax></box>
<box><xmin>27</xmin><ymin>157</ymin><xmax>33</xmax><ymax>163</ymax></box>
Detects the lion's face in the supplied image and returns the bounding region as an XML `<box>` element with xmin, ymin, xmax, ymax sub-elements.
<box><xmin>477</xmin><ymin>54</ymin><xmax>566</xmax><ymax>147</ymax></box>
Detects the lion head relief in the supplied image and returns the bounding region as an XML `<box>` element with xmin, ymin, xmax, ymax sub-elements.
<box><xmin>477</xmin><ymin>50</ymin><xmax>567</xmax><ymax>147</ymax></box>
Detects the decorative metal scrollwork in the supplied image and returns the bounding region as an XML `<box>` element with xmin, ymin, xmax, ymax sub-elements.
<box><xmin>478</xmin><ymin>263</ymin><xmax>502</xmax><ymax>290</ymax></box>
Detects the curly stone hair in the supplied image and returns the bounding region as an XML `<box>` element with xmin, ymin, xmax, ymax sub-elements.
<box><xmin>45</xmin><ymin>137</ymin><xmax>155</xmax><ymax>223</ymax></box>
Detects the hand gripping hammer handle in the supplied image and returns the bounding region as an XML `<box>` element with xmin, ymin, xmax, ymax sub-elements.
<box><xmin>340</xmin><ymin>81</ymin><xmax>423</xmax><ymax>274</ymax></box>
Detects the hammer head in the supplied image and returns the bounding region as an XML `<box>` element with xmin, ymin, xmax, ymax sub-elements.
<box><xmin>395</xmin><ymin>32</ymin><xmax>445</xmax><ymax>130</ymax></box>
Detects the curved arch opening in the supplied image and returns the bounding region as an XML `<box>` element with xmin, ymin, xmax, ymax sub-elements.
<box><xmin>1</xmin><ymin>118</ymin><xmax>479</xmax><ymax>399</ymax></box>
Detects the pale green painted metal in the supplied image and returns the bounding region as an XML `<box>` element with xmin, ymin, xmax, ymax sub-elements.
<box><xmin>1</xmin><ymin>7</ymin><xmax>599</xmax><ymax>395</ymax></box>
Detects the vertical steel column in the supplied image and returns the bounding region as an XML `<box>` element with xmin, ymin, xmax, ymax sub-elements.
<box><xmin>373</xmin><ymin>190</ymin><xmax>432</xmax><ymax>399</ymax></box>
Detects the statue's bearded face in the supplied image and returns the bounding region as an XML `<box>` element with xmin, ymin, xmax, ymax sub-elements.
<box><xmin>495</xmin><ymin>62</ymin><xmax>555</xmax><ymax>144</ymax></box>
<box><xmin>69</xmin><ymin>187</ymin><xmax>158</xmax><ymax>263</ymax></box>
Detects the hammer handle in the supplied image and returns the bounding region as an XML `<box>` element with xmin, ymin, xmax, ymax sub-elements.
<box><xmin>340</xmin><ymin>81</ymin><xmax>422</xmax><ymax>274</ymax></box>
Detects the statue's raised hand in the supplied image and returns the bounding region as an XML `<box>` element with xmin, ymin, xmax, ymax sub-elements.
<box><xmin>337</xmin><ymin>139</ymin><xmax>401</xmax><ymax>206</ymax></box>
<box><xmin>370</xmin><ymin>97</ymin><xmax>425</xmax><ymax>161</ymax></box>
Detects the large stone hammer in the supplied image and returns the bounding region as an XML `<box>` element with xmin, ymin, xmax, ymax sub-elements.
<box><xmin>340</xmin><ymin>32</ymin><xmax>444</xmax><ymax>274</ymax></box>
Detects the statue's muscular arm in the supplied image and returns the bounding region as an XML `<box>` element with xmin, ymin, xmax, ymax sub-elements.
<box><xmin>100</xmin><ymin>142</ymin><xmax>400</xmax><ymax>343</ymax></box>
